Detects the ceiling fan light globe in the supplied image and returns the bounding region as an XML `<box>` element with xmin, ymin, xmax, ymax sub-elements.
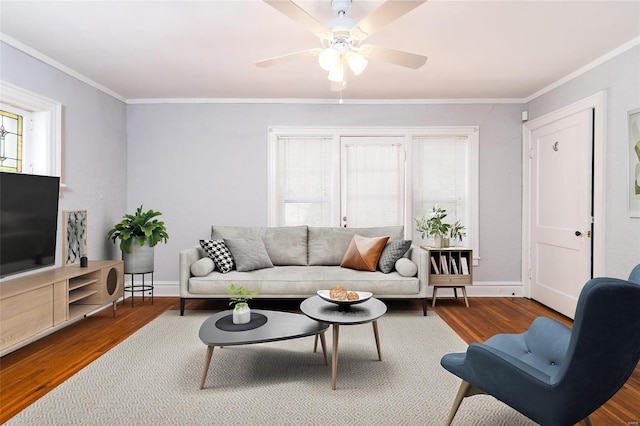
<box><xmin>328</xmin><ymin>65</ymin><xmax>345</xmax><ymax>83</ymax></box>
<box><xmin>347</xmin><ymin>53</ymin><xmax>368</xmax><ymax>75</ymax></box>
<box><xmin>319</xmin><ymin>48</ymin><xmax>341</xmax><ymax>71</ymax></box>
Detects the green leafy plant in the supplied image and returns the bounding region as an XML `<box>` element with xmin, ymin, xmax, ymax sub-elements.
<box><xmin>106</xmin><ymin>205</ymin><xmax>169</xmax><ymax>253</ymax></box>
<box><xmin>227</xmin><ymin>284</ymin><xmax>259</xmax><ymax>310</ymax></box>
<box><xmin>449</xmin><ymin>219</ymin><xmax>467</xmax><ymax>244</ymax></box>
<box><xmin>415</xmin><ymin>205</ymin><xmax>451</xmax><ymax>239</ymax></box>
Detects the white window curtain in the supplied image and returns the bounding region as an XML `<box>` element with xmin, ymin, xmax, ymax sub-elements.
<box><xmin>342</xmin><ymin>138</ymin><xmax>404</xmax><ymax>228</ymax></box>
<box><xmin>274</xmin><ymin>136</ymin><xmax>336</xmax><ymax>227</ymax></box>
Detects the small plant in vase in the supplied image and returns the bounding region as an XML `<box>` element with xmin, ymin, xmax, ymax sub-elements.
<box><xmin>227</xmin><ymin>284</ymin><xmax>259</xmax><ymax>325</ymax></box>
<box><xmin>415</xmin><ymin>205</ymin><xmax>451</xmax><ymax>248</ymax></box>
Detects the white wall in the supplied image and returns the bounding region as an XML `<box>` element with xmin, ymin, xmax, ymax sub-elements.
<box><xmin>0</xmin><ymin>42</ymin><xmax>127</xmax><ymax>275</ymax></box>
<box><xmin>126</xmin><ymin>102</ymin><xmax>524</xmax><ymax>292</ymax></box>
<box><xmin>526</xmin><ymin>45</ymin><xmax>640</xmax><ymax>279</ymax></box>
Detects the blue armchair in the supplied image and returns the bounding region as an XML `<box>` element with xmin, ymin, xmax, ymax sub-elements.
<box><xmin>440</xmin><ymin>270</ymin><xmax>640</xmax><ymax>426</ymax></box>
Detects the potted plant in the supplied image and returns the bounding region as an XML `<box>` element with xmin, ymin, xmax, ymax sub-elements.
<box><xmin>227</xmin><ymin>284</ymin><xmax>259</xmax><ymax>324</ymax></box>
<box><xmin>107</xmin><ymin>205</ymin><xmax>169</xmax><ymax>274</ymax></box>
<box><xmin>415</xmin><ymin>205</ymin><xmax>451</xmax><ymax>248</ymax></box>
<box><xmin>449</xmin><ymin>219</ymin><xmax>467</xmax><ymax>246</ymax></box>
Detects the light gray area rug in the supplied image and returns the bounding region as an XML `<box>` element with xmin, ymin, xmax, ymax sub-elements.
<box><xmin>8</xmin><ymin>310</ymin><xmax>535</xmax><ymax>425</ymax></box>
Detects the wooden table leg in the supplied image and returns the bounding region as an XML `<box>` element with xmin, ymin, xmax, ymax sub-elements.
<box><xmin>200</xmin><ymin>346</ymin><xmax>214</xmax><ymax>390</ymax></box>
<box><xmin>372</xmin><ymin>320</ymin><xmax>382</xmax><ymax>361</ymax></box>
<box><xmin>332</xmin><ymin>324</ymin><xmax>340</xmax><ymax>390</ymax></box>
<box><xmin>462</xmin><ymin>286</ymin><xmax>469</xmax><ymax>308</ymax></box>
<box><xmin>319</xmin><ymin>332</ymin><xmax>328</xmax><ymax>366</ymax></box>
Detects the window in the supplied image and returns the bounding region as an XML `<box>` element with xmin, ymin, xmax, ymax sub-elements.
<box><xmin>0</xmin><ymin>109</ymin><xmax>23</xmax><ymax>172</ymax></box>
<box><xmin>412</xmin><ymin>133</ymin><xmax>478</xmax><ymax>252</ymax></box>
<box><xmin>270</xmin><ymin>135</ymin><xmax>337</xmax><ymax>226</ymax></box>
<box><xmin>341</xmin><ymin>137</ymin><xmax>405</xmax><ymax>227</ymax></box>
<box><xmin>0</xmin><ymin>81</ymin><xmax>62</xmax><ymax>178</ymax></box>
<box><xmin>268</xmin><ymin>126</ymin><xmax>479</xmax><ymax>259</ymax></box>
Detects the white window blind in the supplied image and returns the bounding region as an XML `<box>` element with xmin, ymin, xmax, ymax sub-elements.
<box><xmin>412</xmin><ymin>136</ymin><xmax>469</xmax><ymax>244</ymax></box>
<box><xmin>342</xmin><ymin>138</ymin><xmax>404</xmax><ymax>228</ymax></box>
<box><xmin>275</xmin><ymin>136</ymin><xmax>336</xmax><ymax>226</ymax></box>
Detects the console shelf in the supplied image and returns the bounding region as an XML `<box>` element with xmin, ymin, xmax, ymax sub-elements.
<box><xmin>0</xmin><ymin>260</ymin><xmax>124</xmax><ymax>356</ymax></box>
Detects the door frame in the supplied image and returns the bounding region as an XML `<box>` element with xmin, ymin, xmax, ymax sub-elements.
<box><xmin>522</xmin><ymin>92</ymin><xmax>606</xmax><ymax>298</ymax></box>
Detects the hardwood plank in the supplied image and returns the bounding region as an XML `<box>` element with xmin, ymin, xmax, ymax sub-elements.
<box><xmin>1</xmin><ymin>297</ymin><xmax>638</xmax><ymax>425</ymax></box>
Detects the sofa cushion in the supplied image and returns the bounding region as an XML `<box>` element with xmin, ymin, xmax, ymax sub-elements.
<box><xmin>212</xmin><ymin>226</ymin><xmax>307</xmax><ymax>266</ymax></box>
<box><xmin>395</xmin><ymin>258</ymin><xmax>418</xmax><ymax>277</ymax></box>
<box><xmin>200</xmin><ymin>239</ymin><xmax>234</xmax><ymax>273</ymax></box>
<box><xmin>188</xmin><ymin>265</ymin><xmax>420</xmax><ymax>297</ymax></box>
<box><xmin>224</xmin><ymin>238</ymin><xmax>274</xmax><ymax>272</ymax></box>
<box><xmin>340</xmin><ymin>235</ymin><xmax>390</xmax><ymax>272</ymax></box>
<box><xmin>378</xmin><ymin>240</ymin><xmax>412</xmax><ymax>273</ymax></box>
<box><xmin>308</xmin><ymin>226</ymin><xmax>404</xmax><ymax>266</ymax></box>
<box><xmin>190</xmin><ymin>257</ymin><xmax>216</xmax><ymax>277</ymax></box>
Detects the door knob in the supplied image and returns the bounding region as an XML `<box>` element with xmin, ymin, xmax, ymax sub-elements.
<box><xmin>575</xmin><ymin>231</ymin><xmax>582</xmax><ymax>237</ymax></box>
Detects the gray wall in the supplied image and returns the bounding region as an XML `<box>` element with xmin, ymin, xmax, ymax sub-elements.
<box><xmin>0</xmin><ymin>42</ymin><xmax>127</xmax><ymax>273</ymax></box>
<box><xmin>126</xmin><ymin>102</ymin><xmax>523</xmax><ymax>288</ymax></box>
<box><xmin>526</xmin><ymin>45</ymin><xmax>640</xmax><ymax>279</ymax></box>
<box><xmin>9</xmin><ymin>38</ymin><xmax>635</xmax><ymax>292</ymax></box>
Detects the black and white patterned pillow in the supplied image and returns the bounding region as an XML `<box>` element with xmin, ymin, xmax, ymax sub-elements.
<box><xmin>200</xmin><ymin>240</ymin><xmax>235</xmax><ymax>273</ymax></box>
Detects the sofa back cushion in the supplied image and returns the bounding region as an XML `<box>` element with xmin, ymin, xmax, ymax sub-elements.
<box><xmin>308</xmin><ymin>226</ymin><xmax>404</xmax><ymax>266</ymax></box>
<box><xmin>211</xmin><ymin>226</ymin><xmax>308</xmax><ymax>266</ymax></box>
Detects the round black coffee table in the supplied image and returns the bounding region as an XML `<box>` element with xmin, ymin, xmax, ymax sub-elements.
<box><xmin>198</xmin><ymin>309</ymin><xmax>329</xmax><ymax>389</ymax></box>
<box><xmin>300</xmin><ymin>296</ymin><xmax>387</xmax><ymax>390</ymax></box>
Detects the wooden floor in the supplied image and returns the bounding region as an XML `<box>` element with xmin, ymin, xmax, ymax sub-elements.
<box><xmin>1</xmin><ymin>296</ymin><xmax>638</xmax><ymax>425</ymax></box>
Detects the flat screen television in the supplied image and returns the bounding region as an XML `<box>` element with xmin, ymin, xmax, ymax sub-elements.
<box><xmin>0</xmin><ymin>172</ymin><xmax>60</xmax><ymax>278</ymax></box>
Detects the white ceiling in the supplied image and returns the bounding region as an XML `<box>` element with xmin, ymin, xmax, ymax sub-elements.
<box><xmin>1</xmin><ymin>0</ymin><xmax>639</xmax><ymax>102</ymax></box>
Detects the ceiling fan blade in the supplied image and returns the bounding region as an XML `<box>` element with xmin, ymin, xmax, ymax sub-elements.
<box><xmin>255</xmin><ymin>48</ymin><xmax>322</xmax><ymax>68</ymax></box>
<box><xmin>263</xmin><ymin>0</ymin><xmax>329</xmax><ymax>36</ymax></box>
<box><xmin>356</xmin><ymin>0</ymin><xmax>427</xmax><ymax>37</ymax></box>
<box><xmin>366</xmin><ymin>46</ymin><xmax>427</xmax><ymax>69</ymax></box>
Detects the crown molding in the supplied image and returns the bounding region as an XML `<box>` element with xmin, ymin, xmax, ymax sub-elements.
<box><xmin>524</xmin><ymin>36</ymin><xmax>640</xmax><ymax>104</ymax></box>
<box><xmin>0</xmin><ymin>33</ymin><xmax>127</xmax><ymax>103</ymax></box>
<box><xmin>125</xmin><ymin>97</ymin><xmax>524</xmax><ymax>105</ymax></box>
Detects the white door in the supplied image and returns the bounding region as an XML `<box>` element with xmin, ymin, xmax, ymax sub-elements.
<box><xmin>341</xmin><ymin>137</ymin><xmax>405</xmax><ymax>228</ymax></box>
<box><xmin>529</xmin><ymin>109</ymin><xmax>593</xmax><ymax>318</ymax></box>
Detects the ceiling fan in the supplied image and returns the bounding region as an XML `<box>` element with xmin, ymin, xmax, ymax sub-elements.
<box><xmin>255</xmin><ymin>0</ymin><xmax>428</xmax><ymax>90</ymax></box>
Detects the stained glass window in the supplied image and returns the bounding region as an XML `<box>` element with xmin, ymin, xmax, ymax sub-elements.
<box><xmin>0</xmin><ymin>110</ymin><xmax>23</xmax><ymax>173</ymax></box>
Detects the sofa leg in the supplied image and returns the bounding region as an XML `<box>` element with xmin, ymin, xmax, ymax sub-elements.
<box><xmin>180</xmin><ymin>298</ymin><xmax>186</xmax><ymax>316</ymax></box>
<box><xmin>422</xmin><ymin>298</ymin><xmax>428</xmax><ymax>316</ymax></box>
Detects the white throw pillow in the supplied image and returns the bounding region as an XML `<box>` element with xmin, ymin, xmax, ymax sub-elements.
<box><xmin>190</xmin><ymin>257</ymin><xmax>215</xmax><ymax>277</ymax></box>
<box><xmin>395</xmin><ymin>258</ymin><xmax>418</xmax><ymax>277</ymax></box>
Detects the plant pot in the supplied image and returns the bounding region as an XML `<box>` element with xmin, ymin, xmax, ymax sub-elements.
<box><xmin>233</xmin><ymin>303</ymin><xmax>251</xmax><ymax>324</ymax></box>
<box><xmin>122</xmin><ymin>240</ymin><xmax>154</xmax><ymax>274</ymax></box>
<box><xmin>434</xmin><ymin>235</ymin><xmax>450</xmax><ymax>248</ymax></box>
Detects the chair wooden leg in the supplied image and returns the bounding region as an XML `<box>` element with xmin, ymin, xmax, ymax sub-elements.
<box><xmin>446</xmin><ymin>380</ymin><xmax>485</xmax><ymax>426</ymax></box>
<box><xmin>583</xmin><ymin>416</ymin><xmax>593</xmax><ymax>426</ymax></box>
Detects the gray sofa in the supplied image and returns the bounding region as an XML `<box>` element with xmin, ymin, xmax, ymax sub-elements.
<box><xmin>178</xmin><ymin>225</ymin><xmax>429</xmax><ymax>315</ymax></box>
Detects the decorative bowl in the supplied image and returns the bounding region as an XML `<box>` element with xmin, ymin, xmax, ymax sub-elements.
<box><xmin>317</xmin><ymin>290</ymin><xmax>372</xmax><ymax>306</ymax></box>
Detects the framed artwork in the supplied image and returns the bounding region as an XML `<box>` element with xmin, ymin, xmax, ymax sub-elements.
<box><xmin>63</xmin><ymin>210</ymin><xmax>87</xmax><ymax>264</ymax></box>
<box><xmin>629</xmin><ymin>108</ymin><xmax>640</xmax><ymax>217</ymax></box>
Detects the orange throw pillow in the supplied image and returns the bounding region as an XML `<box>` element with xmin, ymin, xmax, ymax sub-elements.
<box><xmin>340</xmin><ymin>234</ymin><xmax>390</xmax><ymax>272</ymax></box>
